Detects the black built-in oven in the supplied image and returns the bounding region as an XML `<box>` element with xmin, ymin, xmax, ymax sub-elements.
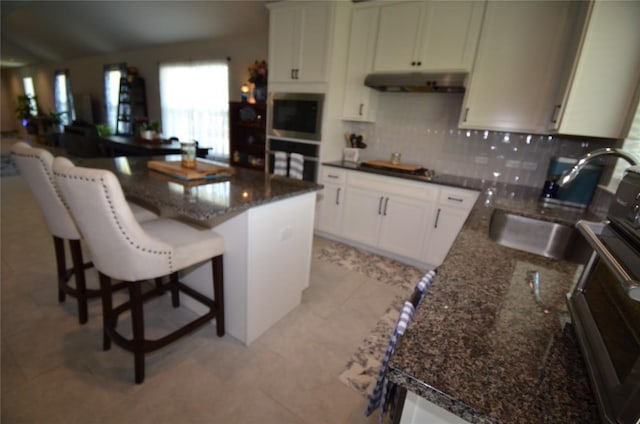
<box><xmin>267</xmin><ymin>93</ymin><xmax>324</xmax><ymax>182</ymax></box>
<box><xmin>568</xmin><ymin>165</ymin><xmax>640</xmax><ymax>424</ymax></box>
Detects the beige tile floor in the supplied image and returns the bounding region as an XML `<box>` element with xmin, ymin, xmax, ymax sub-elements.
<box><xmin>0</xmin><ymin>161</ymin><xmax>401</xmax><ymax>423</ymax></box>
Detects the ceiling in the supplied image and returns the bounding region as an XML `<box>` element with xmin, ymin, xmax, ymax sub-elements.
<box><xmin>0</xmin><ymin>1</ymin><xmax>271</xmax><ymax>68</ymax></box>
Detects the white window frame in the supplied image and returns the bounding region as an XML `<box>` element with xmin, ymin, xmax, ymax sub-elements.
<box><xmin>22</xmin><ymin>77</ymin><xmax>38</xmax><ymax>116</ymax></box>
<box><xmin>159</xmin><ymin>60</ymin><xmax>229</xmax><ymax>159</ymax></box>
<box><xmin>54</xmin><ymin>69</ymin><xmax>75</xmax><ymax>125</ymax></box>
<box><xmin>103</xmin><ymin>63</ymin><xmax>126</xmax><ymax>134</ymax></box>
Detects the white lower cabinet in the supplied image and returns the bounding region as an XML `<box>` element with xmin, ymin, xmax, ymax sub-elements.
<box><xmin>316</xmin><ymin>167</ymin><xmax>345</xmax><ymax>235</ymax></box>
<box><xmin>378</xmin><ymin>194</ymin><xmax>432</xmax><ymax>260</ymax></box>
<box><xmin>400</xmin><ymin>391</ymin><xmax>471</xmax><ymax>424</ymax></box>
<box><xmin>315</xmin><ymin>168</ymin><xmax>478</xmax><ymax>268</ymax></box>
<box><xmin>338</xmin><ymin>170</ymin><xmax>438</xmax><ymax>264</ymax></box>
<box><xmin>342</xmin><ymin>186</ymin><xmax>433</xmax><ymax>260</ymax></box>
<box><xmin>423</xmin><ymin>187</ymin><xmax>479</xmax><ymax>266</ymax></box>
<box><xmin>342</xmin><ymin>186</ymin><xmax>385</xmax><ymax>246</ymax></box>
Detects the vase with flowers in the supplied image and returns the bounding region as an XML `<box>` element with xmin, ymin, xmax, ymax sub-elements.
<box><xmin>248</xmin><ymin>60</ymin><xmax>268</xmax><ymax>103</ymax></box>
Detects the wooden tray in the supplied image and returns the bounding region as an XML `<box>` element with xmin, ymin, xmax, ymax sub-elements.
<box><xmin>147</xmin><ymin>160</ymin><xmax>235</xmax><ymax>181</ymax></box>
<box><xmin>361</xmin><ymin>160</ymin><xmax>423</xmax><ymax>172</ymax></box>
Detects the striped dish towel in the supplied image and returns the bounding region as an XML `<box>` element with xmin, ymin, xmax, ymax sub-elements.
<box><xmin>365</xmin><ymin>301</ymin><xmax>416</xmax><ymax>419</ymax></box>
<box><xmin>289</xmin><ymin>153</ymin><xmax>304</xmax><ymax>180</ymax></box>
<box><xmin>415</xmin><ymin>270</ymin><xmax>436</xmax><ymax>308</ymax></box>
<box><xmin>273</xmin><ymin>151</ymin><xmax>288</xmax><ymax>176</ymax></box>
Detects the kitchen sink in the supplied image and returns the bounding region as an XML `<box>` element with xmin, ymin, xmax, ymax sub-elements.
<box><xmin>489</xmin><ymin>209</ymin><xmax>592</xmax><ymax>264</ymax></box>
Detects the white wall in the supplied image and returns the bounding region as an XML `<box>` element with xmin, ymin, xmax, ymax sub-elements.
<box><xmin>0</xmin><ymin>31</ymin><xmax>268</xmax><ymax>132</ymax></box>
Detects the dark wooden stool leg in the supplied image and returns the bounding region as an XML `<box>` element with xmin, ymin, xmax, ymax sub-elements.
<box><xmin>98</xmin><ymin>273</ymin><xmax>113</xmax><ymax>351</ymax></box>
<box><xmin>170</xmin><ymin>272</ymin><xmax>180</xmax><ymax>307</ymax></box>
<box><xmin>154</xmin><ymin>277</ymin><xmax>163</xmax><ymax>292</ymax></box>
<box><xmin>129</xmin><ymin>282</ymin><xmax>146</xmax><ymax>384</ymax></box>
<box><xmin>212</xmin><ymin>255</ymin><xmax>225</xmax><ymax>337</ymax></box>
<box><xmin>69</xmin><ymin>239</ymin><xmax>88</xmax><ymax>324</ymax></box>
<box><xmin>53</xmin><ymin>236</ymin><xmax>67</xmax><ymax>302</ymax></box>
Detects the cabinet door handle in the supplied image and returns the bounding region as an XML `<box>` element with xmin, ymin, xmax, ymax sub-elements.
<box><xmin>434</xmin><ymin>208</ymin><xmax>441</xmax><ymax>228</ymax></box>
<box><xmin>359</xmin><ymin>103</ymin><xmax>364</xmax><ymax>116</ymax></box>
<box><xmin>294</xmin><ymin>69</ymin><xmax>299</xmax><ymax>79</ymax></box>
<box><xmin>550</xmin><ymin>104</ymin><xmax>561</xmax><ymax>124</ymax></box>
<box><xmin>447</xmin><ymin>196</ymin><xmax>464</xmax><ymax>203</ymax></box>
<box><xmin>411</xmin><ymin>61</ymin><xmax>416</xmax><ymax>66</ymax></box>
<box><xmin>336</xmin><ymin>187</ymin><xmax>341</xmax><ymax>205</ymax></box>
<box><xmin>378</xmin><ymin>196</ymin><xmax>384</xmax><ymax>215</ymax></box>
<box><xmin>383</xmin><ymin>197</ymin><xmax>389</xmax><ymax>216</ymax></box>
<box><xmin>463</xmin><ymin>108</ymin><xmax>469</xmax><ymax>122</ymax></box>
<box><xmin>327</xmin><ymin>174</ymin><xmax>340</xmax><ymax>179</ymax></box>
<box><xmin>291</xmin><ymin>69</ymin><xmax>295</xmax><ymax>80</ymax></box>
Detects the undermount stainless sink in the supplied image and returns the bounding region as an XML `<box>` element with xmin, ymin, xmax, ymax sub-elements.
<box><xmin>489</xmin><ymin>209</ymin><xmax>591</xmax><ymax>264</ymax></box>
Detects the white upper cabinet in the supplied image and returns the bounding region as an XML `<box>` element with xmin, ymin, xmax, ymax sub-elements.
<box><xmin>372</xmin><ymin>0</ymin><xmax>484</xmax><ymax>73</ymax></box>
<box><xmin>268</xmin><ymin>1</ymin><xmax>332</xmax><ymax>84</ymax></box>
<box><xmin>548</xmin><ymin>0</ymin><xmax>640</xmax><ymax>139</ymax></box>
<box><xmin>342</xmin><ymin>6</ymin><xmax>379</xmax><ymax>121</ymax></box>
<box><xmin>459</xmin><ymin>1</ymin><xmax>578</xmax><ymax>134</ymax></box>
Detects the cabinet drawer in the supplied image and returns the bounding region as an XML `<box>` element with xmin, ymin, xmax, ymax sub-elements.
<box><xmin>438</xmin><ymin>187</ymin><xmax>479</xmax><ymax>210</ymax></box>
<box><xmin>347</xmin><ymin>171</ymin><xmax>438</xmax><ymax>201</ymax></box>
<box><xmin>321</xmin><ymin>167</ymin><xmax>346</xmax><ymax>184</ymax></box>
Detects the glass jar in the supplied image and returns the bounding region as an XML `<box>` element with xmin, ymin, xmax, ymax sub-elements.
<box><xmin>181</xmin><ymin>141</ymin><xmax>197</xmax><ymax>169</ymax></box>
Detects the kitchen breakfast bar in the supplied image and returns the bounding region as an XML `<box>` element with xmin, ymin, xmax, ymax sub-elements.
<box><xmin>79</xmin><ymin>155</ymin><xmax>322</xmax><ymax>345</ymax></box>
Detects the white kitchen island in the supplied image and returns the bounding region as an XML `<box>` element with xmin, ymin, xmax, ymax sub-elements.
<box><xmin>181</xmin><ymin>192</ymin><xmax>317</xmax><ymax>345</ymax></box>
<box><xmin>88</xmin><ymin>156</ymin><xmax>321</xmax><ymax>345</ymax></box>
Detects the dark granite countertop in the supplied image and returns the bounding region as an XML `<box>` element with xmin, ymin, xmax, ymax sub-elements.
<box><xmin>323</xmin><ymin>160</ymin><xmax>600</xmax><ymax>225</ymax></box>
<box><xmin>77</xmin><ymin>156</ymin><xmax>322</xmax><ymax>227</ymax></box>
<box><xmin>323</xmin><ymin>161</ymin><xmax>599</xmax><ymax>422</ymax></box>
<box><xmin>386</xmin><ymin>188</ymin><xmax>599</xmax><ymax>423</ymax></box>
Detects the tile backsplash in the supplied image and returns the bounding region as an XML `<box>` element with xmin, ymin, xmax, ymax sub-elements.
<box><xmin>343</xmin><ymin>92</ymin><xmax>616</xmax><ymax>189</ymax></box>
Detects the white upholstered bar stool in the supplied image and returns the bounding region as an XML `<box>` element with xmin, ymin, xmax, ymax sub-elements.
<box><xmin>10</xmin><ymin>141</ymin><xmax>159</xmax><ymax>324</ymax></box>
<box><xmin>52</xmin><ymin>157</ymin><xmax>225</xmax><ymax>384</ymax></box>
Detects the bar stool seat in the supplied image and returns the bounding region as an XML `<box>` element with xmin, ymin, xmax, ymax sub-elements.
<box><xmin>52</xmin><ymin>157</ymin><xmax>225</xmax><ymax>384</ymax></box>
<box><xmin>10</xmin><ymin>141</ymin><xmax>159</xmax><ymax>324</ymax></box>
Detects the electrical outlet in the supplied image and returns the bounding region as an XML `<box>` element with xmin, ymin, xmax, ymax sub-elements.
<box><xmin>280</xmin><ymin>226</ymin><xmax>293</xmax><ymax>241</ymax></box>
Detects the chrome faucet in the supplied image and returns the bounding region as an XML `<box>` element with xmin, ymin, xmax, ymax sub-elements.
<box><xmin>558</xmin><ymin>148</ymin><xmax>639</xmax><ymax>187</ymax></box>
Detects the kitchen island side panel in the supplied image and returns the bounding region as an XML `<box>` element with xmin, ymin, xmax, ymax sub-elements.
<box><xmin>180</xmin><ymin>192</ymin><xmax>316</xmax><ymax>345</ymax></box>
<box><xmin>246</xmin><ymin>192</ymin><xmax>316</xmax><ymax>344</ymax></box>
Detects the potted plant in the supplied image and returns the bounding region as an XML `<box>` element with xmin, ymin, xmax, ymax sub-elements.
<box><xmin>47</xmin><ymin>110</ymin><xmax>67</xmax><ymax>133</ymax></box>
<box><xmin>95</xmin><ymin>124</ymin><xmax>113</xmax><ymax>137</ymax></box>
<box><xmin>140</xmin><ymin>119</ymin><xmax>160</xmax><ymax>140</ymax></box>
<box><xmin>15</xmin><ymin>95</ymin><xmax>38</xmax><ymax>134</ymax></box>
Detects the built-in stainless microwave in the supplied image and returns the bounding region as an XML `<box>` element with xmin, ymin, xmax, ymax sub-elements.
<box><xmin>267</xmin><ymin>92</ymin><xmax>324</xmax><ymax>141</ymax></box>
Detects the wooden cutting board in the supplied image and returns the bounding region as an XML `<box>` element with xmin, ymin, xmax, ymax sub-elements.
<box><xmin>147</xmin><ymin>160</ymin><xmax>235</xmax><ymax>180</ymax></box>
<box><xmin>361</xmin><ymin>160</ymin><xmax>423</xmax><ymax>172</ymax></box>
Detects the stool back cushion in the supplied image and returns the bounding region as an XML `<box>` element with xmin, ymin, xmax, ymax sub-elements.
<box><xmin>10</xmin><ymin>142</ymin><xmax>80</xmax><ymax>240</ymax></box>
<box><xmin>52</xmin><ymin>157</ymin><xmax>173</xmax><ymax>281</ymax></box>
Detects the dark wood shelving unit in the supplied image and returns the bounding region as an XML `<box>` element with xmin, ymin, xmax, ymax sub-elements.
<box><xmin>116</xmin><ymin>75</ymin><xmax>147</xmax><ymax>135</ymax></box>
<box><xmin>229</xmin><ymin>101</ymin><xmax>266</xmax><ymax>171</ymax></box>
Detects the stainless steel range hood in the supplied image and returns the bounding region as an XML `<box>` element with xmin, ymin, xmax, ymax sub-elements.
<box><xmin>364</xmin><ymin>72</ymin><xmax>467</xmax><ymax>93</ymax></box>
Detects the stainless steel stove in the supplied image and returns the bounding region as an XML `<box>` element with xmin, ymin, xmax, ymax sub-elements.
<box><xmin>568</xmin><ymin>165</ymin><xmax>640</xmax><ymax>424</ymax></box>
